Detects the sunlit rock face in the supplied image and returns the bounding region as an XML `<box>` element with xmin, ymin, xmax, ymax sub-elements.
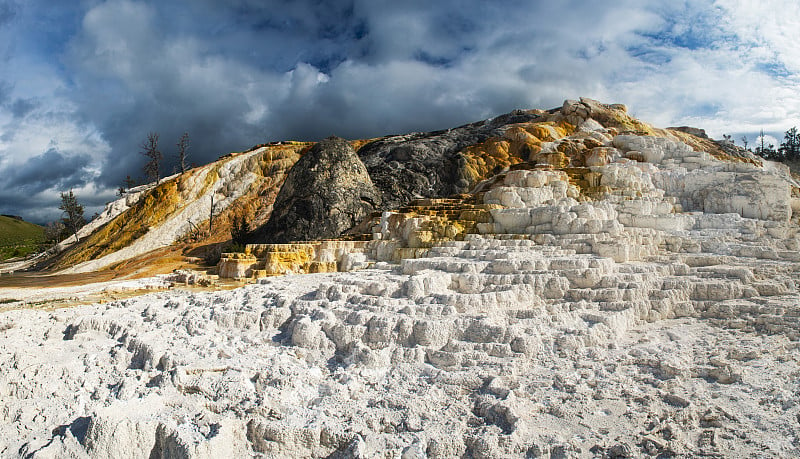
<box><xmin>53</xmin><ymin>142</ymin><xmax>312</xmax><ymax>273</ymax></box>
<box><xmin>4</xmin><ymin>99</ymin><xmax>800</xmax><ymax>458</ymax></box>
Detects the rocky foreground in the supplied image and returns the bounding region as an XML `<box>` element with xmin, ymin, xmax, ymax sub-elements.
<box><xmin>3</xmin><ymin>100</ymin><xmax>800</xmax><ymax>457</ymax></box>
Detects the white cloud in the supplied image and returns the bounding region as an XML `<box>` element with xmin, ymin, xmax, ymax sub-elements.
<box><xmin>756</xmin><ymin>134</ymin><xmax>780</xmax><ymax>148</ymax></box>
<box><xmin>716</xmin><ymin>0</ymin><xmax>800</xmax><ymax>72</ymax></box>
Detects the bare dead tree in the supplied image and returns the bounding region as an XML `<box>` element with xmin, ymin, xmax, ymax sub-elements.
<box><xmin>140</xmin><ymin>132</ymin><xmax>163</xmax><ymax>184</ymax></box>
<box><xmin>209</xmin><ymin>195</ymin><xmax>215</xmax><ymax>234</ymax></box>
<box><xmin>177</xmin><ymin>132</ymin><xmax>189</xmax><ymax>173</ymax></box>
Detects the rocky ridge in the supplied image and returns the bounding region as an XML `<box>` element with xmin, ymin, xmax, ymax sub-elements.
<box><xmin>2</xmin><ymin>99</ymin><xmax>800</xmax><ymax>457</ymax></box>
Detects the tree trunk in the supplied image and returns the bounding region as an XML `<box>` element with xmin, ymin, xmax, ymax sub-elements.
<box><xmin>209</xmin><ymin>195</ymin><xmax>214</xmax><ymax>234</ymax></box>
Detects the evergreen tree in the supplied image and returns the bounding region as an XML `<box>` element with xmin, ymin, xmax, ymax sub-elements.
<box><xmin>231</xmin><ymin>214</ymin><xmax>250</xmax><ymax>245</ymax></box>
<box><xmin>779</xmin><ymin>127</ymin><xmax>800</xmax><ymax>161</ymax></box>
<box><xmin>59</xmin><ymin>190</ymin><xmax>85</xmax><ymax>243</ymax></box>
<box><xmin>140</xmin><ymin>132</ymin><xmax>163</xmax><ymax>184</ymax></box>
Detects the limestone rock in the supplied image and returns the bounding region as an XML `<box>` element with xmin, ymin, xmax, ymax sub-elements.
<box><xmin>9</xmin><ymin>98</ymin><xmax>800</xmax><ymax>458</ymax></box>
<box><xmin>252</xmin><ymin>137</ymin><xmax>381</xmax><ymax>243</ymax></box>
<box><xmin>217</xmin><ymin>253</ymin><xmax>258</xmax><ymax>279</ymax></box>
<box><xmin>668</xmin><ymin>126</ymin><xmax>709</xmax><ymax>139</ymax></box>
<box><xmin>561</xmin><ymin>97</ymin><xmax>646</xmax><ymax>133</ymax></box>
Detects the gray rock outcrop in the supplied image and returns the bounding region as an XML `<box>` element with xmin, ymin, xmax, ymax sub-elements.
<box><xmin>252</xmin><ymin>136</ymin><xmax>380</xmax><ymax>243</ymax></box>
<box><xmin>358</xmin><ymin>110</ymin><xmax>542</xmax><ymax>210</ymax></box>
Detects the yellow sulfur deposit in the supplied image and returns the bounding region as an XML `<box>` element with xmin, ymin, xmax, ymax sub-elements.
<box><xmin>219</xmin><ymin>196</ymin><xmax>499</xmax><ymax>279</ymax></box>
<box><xmin>460</xmin><ymin>120</ymin><xmax>576</xmax><ymax>187</ymax></box>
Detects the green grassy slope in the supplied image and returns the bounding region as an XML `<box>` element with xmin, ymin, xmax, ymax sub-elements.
<box><xmin>0</xmin><ymin>216</ymin><xmax>44</xmax><ymax>260</ymax></box>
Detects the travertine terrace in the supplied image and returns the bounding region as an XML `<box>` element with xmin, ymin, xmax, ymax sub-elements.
<box><xmin>2</xmin><ymin>99</ymin><xmax>800</xmax><ymax>458</ymax></box>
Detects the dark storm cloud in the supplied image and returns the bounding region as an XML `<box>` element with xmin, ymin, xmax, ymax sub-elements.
<box><xmin>147</xmin><ymin>0</ymin><xmax>371</xmax><ymax>73</ymax></box>
<box><xmin>62</xmin><ymin>0</ymin><xmax>576</xmax><ymax>192</ymax></box>
<box><xmin>0</xmin><ymin>187</ymin><xmax>111</xmax><ymax>225</ymax></box>
<box><xmin>0</xmin><ymin>191</ymin><xmax>56</xmax><ymax>224</ymax></box>
<box><xmin>7</xmin><ymin>149</ymin><xmax>92</xmax><ymax>192</ymax></box>
<box><xmin>61</xmin><ymin>0</ymin><xmax>508</xmax><ymax>189</ymax></box>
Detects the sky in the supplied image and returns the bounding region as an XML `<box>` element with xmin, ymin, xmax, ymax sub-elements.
<box><xmin>0</xmin><ymin>0</ymin><xmax>799</xmax><ymax>223</ymax></box>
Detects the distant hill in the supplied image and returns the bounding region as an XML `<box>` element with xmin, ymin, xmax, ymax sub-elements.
<box><xmin>0</xmin><ymin>215</ymin><xmax>44</xmax><ymax>261</ymax></box>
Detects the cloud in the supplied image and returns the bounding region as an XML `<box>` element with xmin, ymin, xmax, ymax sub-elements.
<box><xmin>62</xmin><ymin>1</ymin><xmax>288</xmax><ymax>185</ymax></box>
<box><xmin>0</xmin><ymin>183</ymin><xmax>116</xmax><ymax>225</ymax></box>
<box><xmin>756</xmin><ymin>134</ymin><xmax>780</xmax><ymax>149</ymax></box>
<box><xmin>1</xmin><ymin>0</ymin><xmax>799</xmax><ymax>221</ymax></box>
<box><xmin>7</xmin><ymin>148</ymin><xmax>92</xmax><ymax>192</ymax></box>
<box><xmin>0</xmin><ymin>1</ymin><xmax>15</xmax><ymax>27</ymax></box>
<box><xmin>8</xmin><ymin>97</ymin><xmax>37</xmax><ymax>118</ymax></box>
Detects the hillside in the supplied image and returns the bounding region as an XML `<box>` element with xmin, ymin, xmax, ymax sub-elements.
<box><xmin>45</xmin><ymin>142</ymin><xmax>312</xmax><ymax>272</ymax></box>
<box><xmin>47</xmin><ymin>98</ymin><xmax>762</xmax><ymax>275</ymax></box>
<box><xmin>4</xmin><ymin>98</ymin><xmax>800</xmax><ymax>457</ymax></box>
<box><xmin>0</xmin><ymin>215</ymin><xmax>44</xmax><ymax>261</ymax></box>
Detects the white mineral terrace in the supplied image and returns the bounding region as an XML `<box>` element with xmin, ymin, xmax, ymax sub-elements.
<box><xmin>2</xmin><ymin>130</ymin><xmax>800</xmax><ymax>457</ymax></box>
